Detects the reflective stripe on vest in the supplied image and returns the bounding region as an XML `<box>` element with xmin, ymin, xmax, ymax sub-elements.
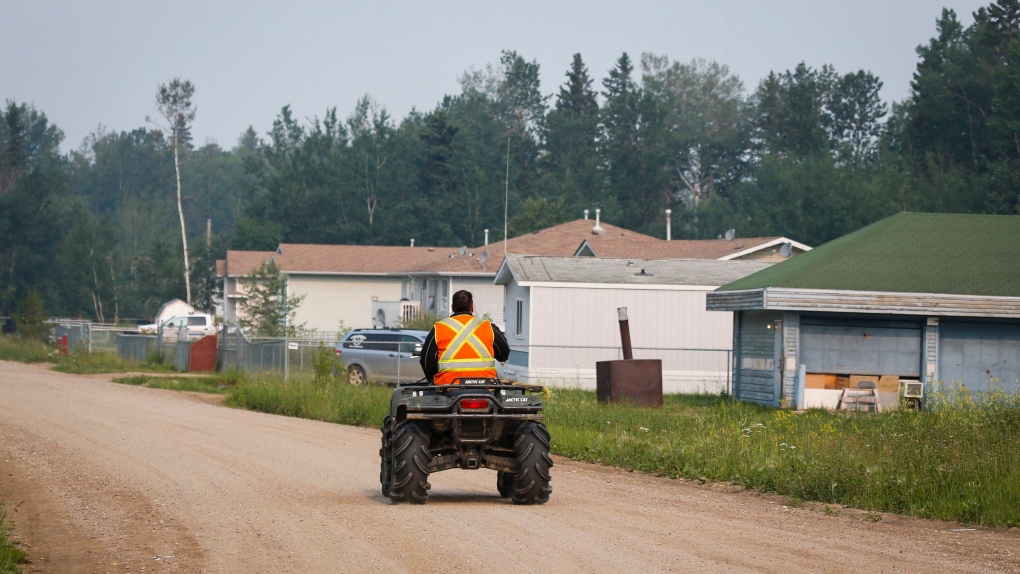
<box><xmin>437</xmin><ymin>316</ymin><xmax>495</xmax><ymax>372</ymax></box>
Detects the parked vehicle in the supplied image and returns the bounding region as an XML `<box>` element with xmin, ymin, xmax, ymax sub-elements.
<box><xmin>335</xmin><ymin>329</ymin><xmax>428</xmax><ymax>385</ymax></box>
<box><xmin>380</xmin><ymin>378</ymin><xmax>552</xmax><ymax>505</ymax></box>
<box><xmin>138</xmin><ymin>312</ymin><xmax>216</xmax><ymax>339</ymax></box>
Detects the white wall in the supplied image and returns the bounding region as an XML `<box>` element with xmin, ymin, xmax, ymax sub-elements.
<box><xmin>288</xmin><ymin>275</ymin><xmax>403</xmax><ymax>334</ymax></box>
<box><xmin>509</xmin><ymin>284</ymin><xmax>734</xmax><ymax>394</ymax></box>
<box><xmin>452</xmin><ymin>276</ymin><xmax>506</xmax><ymax>330</ymax></box>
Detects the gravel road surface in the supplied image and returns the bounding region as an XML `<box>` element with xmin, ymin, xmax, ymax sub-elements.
<box><xmin>0</xmin><ymin>361</ymin><xmax>1017</xmax><ymax>573</ymax></box>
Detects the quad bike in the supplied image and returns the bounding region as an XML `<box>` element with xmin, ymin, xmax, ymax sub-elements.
<box><xmin>379</xmin><ymin>378</ymin><xmax>552</xmax><ymax>505</ymax></box>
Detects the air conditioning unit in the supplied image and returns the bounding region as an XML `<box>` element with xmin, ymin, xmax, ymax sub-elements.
<box><xmin>899</xmin><ymin>379</ymin><xmax>923</xmax><ymax>399</ymax></box>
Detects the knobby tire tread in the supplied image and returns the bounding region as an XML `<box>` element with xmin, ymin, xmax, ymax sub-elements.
<box><xmin>387</xmin><ymin>422</ymin><xmax>431</xmax><ymax>504</ymax></box>
<box><xmin>511</xmin><ymin>422</ymin><xmax>553</xmax><ymax>505</ymax></box>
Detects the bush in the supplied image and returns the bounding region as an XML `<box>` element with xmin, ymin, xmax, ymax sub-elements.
<box><xmin>12</xmin><ymin>290</ymin><xmax>48</xmax><ymax>341</ymax></box>
<box><xmin>400</xmin><ymin>311</ymin><xmax>438</xmax><ymax>331</ymax></box>
<box><xmin>0</xmin><ymin>334</ymin><xmax>53</xmax><ymax>363</ymax></box>
<box><xmin>310</xmin><ymin>342</ymin><xmax>345</xmax><ymax>384</ymax></box>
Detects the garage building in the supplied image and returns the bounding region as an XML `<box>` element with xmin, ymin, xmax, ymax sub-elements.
<box><xmin>707</xmin><ymin>213</ymin><xmax>1020</xmax><ymax>409</ymax></box>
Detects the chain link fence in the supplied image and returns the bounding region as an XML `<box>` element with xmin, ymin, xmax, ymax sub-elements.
<box><xmin>503</xmin><ymin>345</ymin><xmax>732</xmax><ymax>394</ymax></box>
<box><xmin>53</xmin><ymin>321</ymin><xmax>135</xmax><ymax>353</ymax></box>
<box><xmin>218</xmin><ymin>324</ymin><xmax>338</xmax><ymax>376</ymax></box>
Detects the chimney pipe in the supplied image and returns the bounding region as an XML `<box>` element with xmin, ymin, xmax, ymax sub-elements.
<box><xmin>584</xmin><ymin>209</ymin><xmax>589</xmax><ymax>220</ymax></box>
<box><xmin>593</xmin><ymin>208</ymin><xmax>603</xmax><ymax>231</ymax></box>
<box><xmin>410</xmin><ymin>239</ymin><xmax>415</xmax><ymax>247</ymax></box>
<box><xmin>484</xmin><ymin>229</ymin><xmax>489</xmax><ymax>246</ymax></box>
<box><xmin>618</xmin><ymin>307</ymin><xmax>633</xmax><ymax>360</ymax></box>
<box><xmin>665</xmin><ymin>209</ymin><xmax>672</xmax><ymax>241</ymax></box>
<box><xmin>206</xmin><ymin>218</ymin><xmax>212</xmax><ymax>248</ymax></box>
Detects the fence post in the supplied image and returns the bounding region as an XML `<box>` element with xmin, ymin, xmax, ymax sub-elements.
<box><xmin>284</xmin><ymin>334</ymin><xmax>289</xmax><ymax>381</ymax></box>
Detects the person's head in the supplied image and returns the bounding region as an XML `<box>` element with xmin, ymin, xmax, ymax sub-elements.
<box><xmin>451</xmin><ymin>290</ymin><xmax>474</xmax><ymax>314</ymax></box>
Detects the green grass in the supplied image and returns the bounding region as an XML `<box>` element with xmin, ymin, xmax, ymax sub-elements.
<box><xmin>0</xmin><ymin>509</ymin><xmax>27</xmax><ymax>574</ymax></box>
<box><xmin>0</xmin><ymin>334</ymin><xmax>54</xmax><ymax>363</ymax></box>
<box><xmin>50</xmin><ymin>347</ymin><xmax>175</xmax><ymax>375</ymax></box>
<box><xmin>112</xmin><ymin>372</ymin><xmax>244</xmax><ymax>394</ymax></box>
<box><xmin>225</xmin><ymin>377</ymin><xmax>1020</xmax><ymax>527</ymax></box>
<box><xmin>227</xmin><ymin>375</ymin><xmax>391</xmax><ymax>427</ymax></box>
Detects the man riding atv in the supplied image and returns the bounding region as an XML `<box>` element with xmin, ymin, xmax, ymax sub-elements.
<box><xmin>419</xmin><ymin>290</ymin><xmax>510</xmax><ymax>385</ymax></box>
<box><xmin>379</xmin><ymin>290</ymin><xmax>552</xmax><ymax>504</ymax></box>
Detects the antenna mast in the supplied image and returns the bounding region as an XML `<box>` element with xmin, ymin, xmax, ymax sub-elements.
<box><xmin>503</xmin><ymin>137</ymin><xmax>510</xmax><ymax>256</ymax></box>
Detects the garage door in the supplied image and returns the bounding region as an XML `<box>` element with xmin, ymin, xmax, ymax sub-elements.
<box><xmin>939</xmin><ymin>321</ymin><xmax>1020</xmax><ymax>392</ymax></box>
<box><xmin>800</xmin><ymin>316</ymin><xmax>922</xmax><ymax>377</ymax></box>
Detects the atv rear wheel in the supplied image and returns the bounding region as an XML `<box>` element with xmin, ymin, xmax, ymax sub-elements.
<box><xmin>511</xmin><ymin>422</ymin><xmax>553</xmax><ymax>505</ymax></box>
<box><xmin>496</xmin><ymin>470</ymin><xmax>512</xmax><ymax>498</ymax></box>
<box><xmin>379</xmin><ymin>416</ymin><xmax>393</xmax><ymax>497</ymax></box>
<box><xmin>388</xmin><ymin>422</ymin><xmax>431</xmax><ymax>504</ymax></box>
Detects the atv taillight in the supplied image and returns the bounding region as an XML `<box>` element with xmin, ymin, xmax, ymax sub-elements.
<box><xmin>460</xmin><ymin>398</ymin><xmax>489</xmax><ymax>410</ymax></box>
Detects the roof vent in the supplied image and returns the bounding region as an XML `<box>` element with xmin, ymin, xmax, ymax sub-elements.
<box><xmin>427</xmin><ymin>247</ymin><xmax>434</xmax><ymax>252</ymax></box>
<box><xmin>593</xmin><ymin>208</ymin><xmax>603</xmax><ymax>232</ymax></box>
<box><xmin>635</xmin><ymin>269</ymin><xmax>652</xmax><ymax>277</ymax></box>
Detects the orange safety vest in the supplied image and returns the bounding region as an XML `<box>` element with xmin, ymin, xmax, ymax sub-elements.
<box><xmin>433</xmin><ymin>314</ymin><xmax>497</xmax><ymax>385</ymax></box>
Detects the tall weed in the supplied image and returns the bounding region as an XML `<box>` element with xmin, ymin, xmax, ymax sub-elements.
<box><xmin>227</xmin><ymin>375</ymin><xmax>390</xmax><ymax>427</ymax></box>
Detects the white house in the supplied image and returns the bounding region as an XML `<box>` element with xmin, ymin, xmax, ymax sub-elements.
<box><xmin>495</xmin><ymin>255</ymin><xmax>774</xmax><ymax>393</ymax></box>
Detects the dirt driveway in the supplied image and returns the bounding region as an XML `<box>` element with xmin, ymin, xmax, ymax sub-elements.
<box><xmin>0</xmin><ymin>361</ymin><xmax>1017</xmax><ymax>573</ymax></box>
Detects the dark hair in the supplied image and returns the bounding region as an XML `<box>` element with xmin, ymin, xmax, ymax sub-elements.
<box><xmin>451</xmin><ymin>290</ymin><xmax>473</xmax><ymax>313</ymax></box>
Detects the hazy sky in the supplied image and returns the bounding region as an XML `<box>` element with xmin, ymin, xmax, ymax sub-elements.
<box><xmin>3</xmin><ymin>0</ymin><xmax>988</xmax><ymax>153</ymax></box>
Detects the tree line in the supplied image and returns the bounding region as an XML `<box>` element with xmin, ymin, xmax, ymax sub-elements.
<box><xmin>2</xmin><ymin>1</ymin><xmax>1019</xmax><ymax>323</ymax></box>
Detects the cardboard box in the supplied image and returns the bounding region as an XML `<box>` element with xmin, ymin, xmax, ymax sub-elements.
<box><xmin>806</xmin><ymin>373</ymin><xmax>837</xmax><ymax>389</ymax></box>
<box><xmin>877</xmin><ymin>375</ymin><xmax>900</xmax><ymax>393</ymax></box>
<box><xmin>850</xmin><ymin>375</ymin><xmax>880</xmax><ymax>389</ymax></box>
<box><xmin>835</xmin><ymin>376</ymin><xmax>851</xmax><ymax>389</ymax></box>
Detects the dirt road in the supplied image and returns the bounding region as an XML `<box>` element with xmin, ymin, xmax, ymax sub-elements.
<box><xmin>0</xmin><ymin>361</ymin><xmax>1017</xmax><ymax>573</ymax></box>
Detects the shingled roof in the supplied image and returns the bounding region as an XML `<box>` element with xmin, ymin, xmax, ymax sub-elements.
<box><xmin>496</xmin><ymin>255</ymin><xmax>774</xmax><ymax>287</ymax></box>
<box><xmin>719</xmin><ymin>213</ymin><xmax>1020</xmax><ymax>297</ymax></box>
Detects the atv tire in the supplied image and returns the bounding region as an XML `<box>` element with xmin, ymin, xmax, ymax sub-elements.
<box><xmin>379</xmin><ymin>416</ymin><xmax>393</xmax><ymax>497</ymax></box>
<box><xmin>387</xmin><ymin>421</ymin><xmax>431</xmax><ymax>504</ymax></box>
<box><xmin>496</xmin><ymin>470</ymin><xmax>513</xmax><ymax>498</ymax></box>
<box><xmin>511</xmin><ymin>422</ymin><xmax>553</xmax><ymax>505</ymax></box>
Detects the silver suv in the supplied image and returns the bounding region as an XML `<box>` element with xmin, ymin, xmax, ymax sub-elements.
<box><xmin>336</xmin><ymin>329</ymin><xmax>428</xmax><ymax>385</ymax></box>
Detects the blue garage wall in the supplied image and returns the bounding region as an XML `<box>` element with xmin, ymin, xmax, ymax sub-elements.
<box><xmin>939</xmin><ymin>321</ymin><xmax>1020</xmax><ymax>392</ymax></box>
<box><xmin>799</xmin><ymin>316</ymin><xmax>922</xmax><ymax>377</ymax></box>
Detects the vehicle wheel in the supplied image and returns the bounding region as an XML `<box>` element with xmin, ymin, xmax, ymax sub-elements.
<box><xmin>380</xmin><ymin>416</ymin><xmax>393</xmax><ymax>497</ymax></box>
<box><xmin>497</xmin><ymin>470</ymin><xmax>512</xmax><ymax>498</ymax></box>
<box><xmin>511</xmin><ymin>422</ymin><xmax>553</xmax><ymax>505</ymax></box>
<box><xmin>348</xmin><ymin>364</ymin><xmax>366</xmax><ymax>385</ymax></box>
<box><xmin>388</xmin><ymin>422</ymin><xmax>431</xmax><ymax>504</ymax></box>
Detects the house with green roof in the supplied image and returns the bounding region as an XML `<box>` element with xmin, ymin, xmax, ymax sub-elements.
<box><xmin>707</xmin><ymin>212</ymin><xmax>1020</xmax><ymax>409</ymax></box>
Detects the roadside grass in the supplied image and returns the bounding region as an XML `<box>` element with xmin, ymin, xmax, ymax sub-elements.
<box><xmin>112</xmin><ymin>372</ymin><xmax>244</xmax><ymax>394</ymax></box>
<box><xmin>227</xmin><ymin>374</ymin><xmax>390</xmax><ymax>427</ymax></box>
<box><xmin>225</xmin><ymin>376</ymin><xmax>1020</xmax><ymax>527</ymax></box>
<box><xmin>0</xmin><ymin>334</ymin><xmax>53</xmax><ymax>363</ymax></box>
<box><xmin>51</xmin><ymin>346</ymin><xmax>174</xmax><ymax>375</ymax></box>
<box><xmin>0</xmin><ymin>509</ymin><xmax>27</xmax><ymax>574</ymax></box>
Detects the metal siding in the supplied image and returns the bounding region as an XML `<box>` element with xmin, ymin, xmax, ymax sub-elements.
<box><xmin>799</xmin><ymin>317</ymin><xmax>922</xmax><ymax>377</ymax></box>
<box><xmin>782</xmin><ymin>312</ymin><xmax>800</xmax><ymax>405</ymax></box>
<box><xmin>735</xmin><ymin>311</ymin><xmax>782</xmax><ymax>405</ymax></box>
<box><xmin>939</xmin><ymin>321</ymin><xmax>1020</xmax><ymax>392</ymax></box>
<box><xmin>924</xmin><ymin>320</ymin><xmax>939</xmax><ymax>382</ymax></box>
<box><xmin>289</xmin><ymin>275</ymin><xmax>403</xmax><ymax>333</ymax></box>
<box><xmin>531</xmin><ymin>287</ymin><xmax>730</xmax><ymax>349</ymax></box>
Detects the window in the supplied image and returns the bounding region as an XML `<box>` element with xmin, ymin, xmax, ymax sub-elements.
<box><xmin>400</xmin><ymin>335</ymin><xmax>424</xmax><ymax>354</ymax></box>
<box><xmin>515</xmin><ymin>299</ymin><xmax>524</xmax><ymax>338</ymax></box>
<box><xmin>188</xmin><ymin>316</ymin><xmax>207</xmax><ymax>326</ymax></box>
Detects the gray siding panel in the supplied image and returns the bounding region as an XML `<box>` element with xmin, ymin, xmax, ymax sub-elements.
<box><xmin>939</xmin><ymin>321</ymin><xmax>1020</xmax><ymax>392</ymax></box>
<box><xmin>735</xmin><ymin>311</ymin><xmax>781</xmax><ymax>406</ymax></box>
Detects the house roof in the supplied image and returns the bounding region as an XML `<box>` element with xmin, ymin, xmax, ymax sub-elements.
<box><xmin>223</xmin><ymin>250</ymin><xmax>275</xmax><ymax>277</ymax></box>
<box><xmin>583</xmin><ymin>236</ymin><xmax>811</xmax><ymax>260</ymax></box>
<box><xmin>718</xmin><ymin>213</ymin><xmax>1020</xmax><ymax>297</ymax></box>
<box><xmin>495</xmin><ymin>255</ymin><xmax>774</xmax><ymax>287</ymax></box>
<box><xmin>273</xmin><ymin>244</ymin><xmax>448</xmax><ymax>275</ymax></box>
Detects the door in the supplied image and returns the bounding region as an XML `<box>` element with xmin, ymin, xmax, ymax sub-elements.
<box><xmin>394</xmin><ymin>335</ymin><xmax>425</xmax><ymax>384</ymax></box>
<box><xmin>800</xmin><ymin>316</ymin><xmax>922</xmax><ymax>377</ymax></box>
<box><xmin>939</xmin><ymin>321</ymin><xmax>1020</xmax><ymax>392</ymax></box>
<box><xmin>366</xmin><ymin>333</ymin><xmax>401</xmax><ymax>381</ymax></box>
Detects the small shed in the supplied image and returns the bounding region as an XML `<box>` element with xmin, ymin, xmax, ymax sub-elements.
<box><xmin>707</xmin><ymin>213</ymin><xmax>1020</xmax><ymax>409</ymax></box>
<box><xmin>496</xmin><ymin>255</ymin><xmax>773</xmax><ymax>392</ymax></box>
<box><xmin>154</xmin><ymin>299</ymin><xmax>195</xmax><ymax>324</ymax></box>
